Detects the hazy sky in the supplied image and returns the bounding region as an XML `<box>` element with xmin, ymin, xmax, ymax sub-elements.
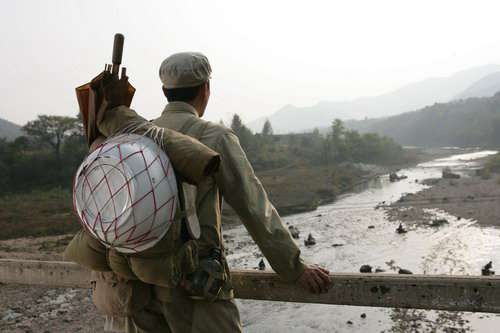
<box><xmin>3</xmin><ymin>0</ymin><xmax>500</xmax><ymax>125</ymax></box>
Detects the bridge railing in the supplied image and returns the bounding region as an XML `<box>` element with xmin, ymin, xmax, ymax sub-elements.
<box><xmin>1</xmin><ymin>259</ymin><xmax>499</xmax><ymax>313</ymax></box>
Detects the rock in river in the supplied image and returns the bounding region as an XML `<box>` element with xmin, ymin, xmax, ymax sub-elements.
<box><xmin>430</xmin><ymin>219</ymin><xmax>449</xmax><ymax>227</ymax></box>
<box><xmin>390</xmin><ymin>173</ymin><xmax>408</xmax><ymax>182</ymax></box>
<box><xmin>482</xmin><ymin>261</ymin><xmax>495</xmax><ymax>276</ymax></box>
<box><xmin>360</xmin><ymin>265</ymin><xmax>373</xmax><ymax>273</ymax></box>
<box><xmin>304</xmin><ymin>233</ymin><xmax>316</xmax><ymax>246</ymax></box>
<box><xmin>396</xmin><ymin>223</ymin><xmax>407</xmax><ymax>234</ymax></box>
<box><xmin>442</xmin><ymin>167</ymin><xmax>460</xmax><ymax>179</ymax></box>
<box><xmin>398</xmin><ymin>268</ymin><xmax>413</xmax><ymax>275</ymax></box>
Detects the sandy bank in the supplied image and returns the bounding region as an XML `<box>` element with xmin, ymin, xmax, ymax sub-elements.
<box><xmin>386</xmin><ymin>174</ymin><xmax>500</xmax><ymax>227</ymax></box>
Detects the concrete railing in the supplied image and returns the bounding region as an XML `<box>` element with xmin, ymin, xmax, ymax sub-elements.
<box><xmin>1</xmin><ymin>259</ymin><xmax>500</xmax><ymax>313</ymax></box>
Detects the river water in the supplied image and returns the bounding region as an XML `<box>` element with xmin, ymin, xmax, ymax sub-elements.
<box><xmin>224</xmin><ymin>150</ymin><xmax>500</xmax><ymax>333</ymax></box>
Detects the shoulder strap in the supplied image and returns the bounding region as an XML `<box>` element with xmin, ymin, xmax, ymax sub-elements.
<box><xmin>176</xmin><ymin>116</ymin><xmax>207</xmax><ymax>241</ymax></box>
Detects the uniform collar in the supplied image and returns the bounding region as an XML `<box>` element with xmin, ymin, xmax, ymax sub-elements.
<box><xmin>162</xmin><ymin>102</ymin><xmax>199</xmax><ymax>118</ymax></box>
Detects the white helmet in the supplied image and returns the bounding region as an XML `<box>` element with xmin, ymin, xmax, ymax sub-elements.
<box><xmin>73</xmin><ymin>134</ymin><xmax>178</xmax><ymax>253</ymax></box>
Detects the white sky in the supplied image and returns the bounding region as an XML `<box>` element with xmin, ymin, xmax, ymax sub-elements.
<box><xmin>2</xmin><ymin>0</ymin><xmax>500</xmax><ymax>125</ymax></box>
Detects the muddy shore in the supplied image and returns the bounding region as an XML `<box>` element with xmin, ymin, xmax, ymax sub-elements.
<box><xmin>386</xmin><ymin>166</ymin><xmax>500</xmax><ymax>228</ymax></box>
<box><xmin>0</xmin><ymin>235</ymin><xmax>103</xmax><ymax>332</ymax></box>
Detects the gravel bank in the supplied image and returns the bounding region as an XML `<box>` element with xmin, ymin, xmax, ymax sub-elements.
<box><xmin>386</xmin><ymin>174</ymin><xmax>500</xmax><ymax>227</ymax></box>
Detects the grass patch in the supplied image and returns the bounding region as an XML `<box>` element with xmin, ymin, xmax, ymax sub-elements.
<box><xmin>257</xmin><ymin>164</ymin><xmax>366</xmax><ymax>215</ymax></box>
<box><xmin>478</xmin><ymin>153</ymin><xmax>500</xmax><ymax>179</ymax></box>
<box><xmin>0</xmin><ymin>188</ymin><xmax>80</xmax><ymax>240</ymax></box>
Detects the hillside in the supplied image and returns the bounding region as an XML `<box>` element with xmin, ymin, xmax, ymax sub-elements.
<box><xmin>0</xmin><ymin>118</ymin><xmax>22</xmax><ymax>140</ymax></box>
<box><xmin>454</xmin><ymin>71</ymin><xmax>500</xmax><ymax>100</ymax></box>
<box><xmin>249</xmin><ymin>64</ymin><xmax>500</xmax><ymax>134</ymax></box>
<box><xmin>347</xmin><ymin>93</ymin><xmax>500</xmax><ymax>147</ymax></box>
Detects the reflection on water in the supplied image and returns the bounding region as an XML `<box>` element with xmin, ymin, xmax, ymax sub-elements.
<box><xmin>224</xmin><ymin>150</ymin><xmax>500</xmax><ymax>333</ymax></box>
<box><xmin>350</xmin><ymin>175</ymin><xmax>385</xmax><ymax>194</ymax></box>
<box><xmin>419</xmin><ymin>150</ymin><xmax>497</xmax><ymax>169</ymax></box>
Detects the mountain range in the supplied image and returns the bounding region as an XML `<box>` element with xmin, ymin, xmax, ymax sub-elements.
<box><xmin>346</xmin><ymin>92</ymin><xmax>500</xmax><ymax>147</ymax></box>
<box><xmin>249</xmin><ymin>64</ymin><xmax>500</xmax><ymax>134</ymax></box>
<box><xmin>454</xmin><ymin>71</ymin><xmax>500</xmax><ymax>100</ymax></box>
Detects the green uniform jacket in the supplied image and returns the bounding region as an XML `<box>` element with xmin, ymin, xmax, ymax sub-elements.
<box><xmin>153</xmin><ymin>102</ymin><xmax>305</xmax><ymax>299</ymax></box>
<box><xmin>101</xmin><ymin>102</ymin><xmax>306</xmax><ymax>300</ymax></box>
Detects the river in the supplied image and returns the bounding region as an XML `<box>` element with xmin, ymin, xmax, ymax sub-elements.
<box><xmin>224</xmin><ymin>150</ymin><xmax>500</xmax><ymax>333</ymax></box>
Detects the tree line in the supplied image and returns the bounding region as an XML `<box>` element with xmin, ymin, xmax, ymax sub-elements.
<box><xmin>230</xmin><ymin>115</ymin><xmax>406</xmax><ymax>171</ymax></box>
<box><xmin>0</xmin><ymin>113</ymin><xmax>406</xmax><ymax>195</ymax></box>
<box><xmin>0</xmin><ymin>115</ymin><xmax>86</xmax><ymax>193</ymax></box>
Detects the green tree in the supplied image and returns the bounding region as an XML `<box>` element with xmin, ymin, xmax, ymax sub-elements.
<box><xmin>23</xmin><ymin>115</ymin><xmax>81</xmax><ymax>161</ymax></box>
<box><xmin>230</xmin><ymin>114</ymin><xmax>244</xmax><ymax>133</ymax></box>
<box><xmin>330</xmin><ymin>119</ymin><xmax>347</xmax><ymax>162</ymax></box>
<box><xmin>331</xmin><ymin>119</ymin><xmax>345</xmax><ymax>141</ymax></box>
<box><xmin>230</xmin><ymin>114</ymin><xmax>255</xmax><ymax>154</ymax></box>
<box><xmin>10</xmin><ymin>136</ymin><xmax>31</xmax><ymax>154</ymax></box>
<box><xmin>262</xmin><ymin>119</ymin><xmax>274</xmax><ymax>136</ymax></box>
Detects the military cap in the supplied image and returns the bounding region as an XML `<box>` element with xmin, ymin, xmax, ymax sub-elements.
<box><xmin>159</xmin><ymin>52</ymin><xmax>212</xmax><ymax>89</ymax></box>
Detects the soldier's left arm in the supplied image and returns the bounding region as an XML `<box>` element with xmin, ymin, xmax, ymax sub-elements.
<box><xmin>215</xmin><ymin>131</ymin><xmax>306</xmax><ymax>282</ymax></box>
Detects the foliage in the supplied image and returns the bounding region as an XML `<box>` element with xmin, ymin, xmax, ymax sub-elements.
<box><xmin>229</xmin><ymin>115</ymin><xmax>406</xmax><ymax>170</ymax></box>
<box><xmin>230</xmin><ymin>114</ymin><xmax>256</xmax><ymax>155</ymax></box>
<box><xmin>478</xmin><ymin>153</ymin><xmax>500</xmax><ymax>179</ymax></box>
<box><xmin>484</xmin><ymin>153</ymin><xmax>500</xmax><ymax>173</ymax></box>
<box><xmin>262</xmin><ymin>119</ymin><xmax>274</xmax><ymax>136</ymax></box>
<box><xmin>1</xmin><ymin>113</ymin><xmax>406</xmax><ymax>196</ymax></box>
<box><xmin>23</xmin><ymin>115</ymin><xmax>81</xmax><ymax>160</ymax></box>
<box><xmin>1</xmin><ymin>115</ymin><xmax>86</xmax><ymax>194</ymax></box>
<box><xmin>348</xmin><ymin>92</ymin><xmax>500</xmax><ymax>147</ymax></box>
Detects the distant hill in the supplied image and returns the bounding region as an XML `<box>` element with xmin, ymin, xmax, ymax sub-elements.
<box><xmin>0</xmin><ymin>118</ymin><xmax>22</xmax><ymax>141</ymax></box>
<box><xmin>454</xmin><ymin>71</ymin><xmax>500</xmax><ymax>100</ymax></box>
<box><xmin>346</xmin><ymin>93</ymin><xmax>500</xmax><ymax>147</ymax></box>
<box><xmin>249</xmin><ymin>64</ymin><xmax>500</xmax><ymax>134</ymax></box>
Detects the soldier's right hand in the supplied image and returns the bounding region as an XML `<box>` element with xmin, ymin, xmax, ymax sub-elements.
<box><xmin>297</xmin><ymin>264</ymin><xmax>330</xmax><ymax>294</ymax></box>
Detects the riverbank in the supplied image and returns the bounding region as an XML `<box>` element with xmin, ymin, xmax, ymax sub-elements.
<box><xmin>224</xmin><ymin>147</ymin><xmax>454</xmax><ymax>223</ymax></box>
<box><xmin>386</xmin><ymin>153</ymin><xmax>500</xmax><ymax>227</ymax></box>
<box><xmin>222</xmin><ymin>163</ymin><xmax>398</xmax><ymax>224</ymax></box>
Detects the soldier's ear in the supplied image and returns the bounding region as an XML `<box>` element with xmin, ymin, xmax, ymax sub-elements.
<box><xmin>204</xmin><ymin>81</ymin><xmax>210</xmax><ymax>97</ymax></box>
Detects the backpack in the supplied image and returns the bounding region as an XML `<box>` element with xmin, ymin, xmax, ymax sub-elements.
<box><xmin>66</xmin><ymin>108</ymin><xmax>219</xmax><ymax>288</ymax></box>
